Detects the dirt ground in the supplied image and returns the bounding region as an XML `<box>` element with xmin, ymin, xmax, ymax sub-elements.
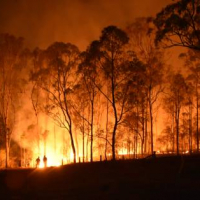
<box><xmin>1</xmin><ymin>155</ymin><xmax>200</xmax><ymax>200</ymax></box>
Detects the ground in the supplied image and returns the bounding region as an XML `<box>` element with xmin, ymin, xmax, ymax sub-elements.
<box><xmin>1</xmin><ymin>155</ymin><xmax>200</xmax><ymax>200</ymax></box>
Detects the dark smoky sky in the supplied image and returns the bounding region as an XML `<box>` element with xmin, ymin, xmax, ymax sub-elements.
<box><xmin>0</xmin><ymin>0</ymin><xmax>172</xmax><ymax>50</ymax></box>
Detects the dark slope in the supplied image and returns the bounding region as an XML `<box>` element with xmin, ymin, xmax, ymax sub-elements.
<box><xmin>1</xmin><ymin>155</ymin><xmax>200</xmax><ymax>200</ymax></box>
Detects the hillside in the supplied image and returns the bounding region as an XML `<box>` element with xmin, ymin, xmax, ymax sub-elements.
<box><xmin>1</xmin><ymin>155</ymin><xmax>200</xmax><ymax>200</ymax></box>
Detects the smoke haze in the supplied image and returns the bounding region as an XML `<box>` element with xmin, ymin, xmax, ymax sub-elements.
<box><xmin>0</xmin><ymin>0</ymin><xmax>172</xmax><ymax>50</ymax></box>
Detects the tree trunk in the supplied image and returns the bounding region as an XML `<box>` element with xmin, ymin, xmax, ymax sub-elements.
<box><xmin>90</xmin><ymin>100</ymin><xmax>94</xmax><ymax>162</ymax></box>
<box><xmin>144</xmin><ymin>100</ymin><xmax>148</xmax><ymax>154</ymax></box>
<box><xmin>189</xmin><ymin>102</ymin><xmax>192</xmax><ymax>153</ymax></box>
<box><xmin>112</xmin><ymin>121</ymin><xmax>117</xmax><ymax>161</ymax></box>
<box><xmin>176</xmin><ymin>106</ymin><xmax>180</xmax><ymax>155</ymax></box>
<box><xmin>69</xmin><ymin>125</ymin><xmax>76</xmax><ymax>163</ymax></box>
<box><xmin>172</xmin><ymin>108</ymin><xmax>175</xmax><ymax>153</ymax></box>
<box><xmin>82</xmin><ymin>109</ymin><xmax>85</xmax><ymax>163</ymax></box>
<box><xmin>105</xmin><ymin>96</ymin><xmax>109</xmax><ymax>160</ymax></box>
<box><xmin>141</xmin><ymin>105</ymin><xmax>145</xmax><ymax>156</ymax></box>
<box><xmin>196</xmin><ymin>86</ymin><xmax>199</xmax><ymax>152</ymax></box>
<box><xmin>5</xmin><ymin>132</ymin><xmax>9</xmax><ymax>168</ymax></box>
<box><xmin>111</xmin><ymin>52</ymin><xmax>118</xmax><ymax>161</ymax></box>
<box><xmin>136</xmin><ymin>103</ymin><xmax>139</xmax><ymax>158</ymax></box>
<box><xmin>149</xmin><ymin>88</ymin><xmax>154</xmax><ymax>155</ymax></box>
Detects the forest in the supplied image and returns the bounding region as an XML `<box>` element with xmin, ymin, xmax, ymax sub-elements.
<box><xmin>0</xmin><ymin>0</ymin><xmax>200</xmax><ymax>168</ymax></box>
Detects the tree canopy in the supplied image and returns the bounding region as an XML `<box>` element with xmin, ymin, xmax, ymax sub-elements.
<box><xmin>154</xmin><ymin>0</ymin><xmax>200</xmax><ymax>50</ymax></box>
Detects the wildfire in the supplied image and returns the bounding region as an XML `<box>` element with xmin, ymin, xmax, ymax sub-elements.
<box><xmin>34</xmin><ymin>145</ymin><xmax>76</xmax><ymax>168</ymax></box>
<box><xmin>37</xmin><ymin>154</ymin><xmax>62</xmax><ymax>168</ymax></box>
<box><xmin>118</xmin><ymin>149</ymin><xmax>128</xmax><ymax>155</ymax></box>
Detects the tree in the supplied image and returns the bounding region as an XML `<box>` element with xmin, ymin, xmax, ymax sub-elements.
<box><xmin>121</xmin><ymin>57</ymin><xmax>147</xmax><ymax>157</ymax></box>
<box><xmin>154</xmin><ymin>0</ymin><xmax>200</xmax><ymax>50</ymax></box>
<box><xmin>158</xmin><ymin>125</ymin><xmax>174</xmax><ymax>152</ymax></box>
<box><xmin>72</xmin><ymin>84</ymin><xmax>88</xmax><ymax>162</ymax></box>
<box><xmin>180</xmin><ymin>49</ymin><xmax>200</xmax><ymax>152</ymax></box>
<box><xmin>78</xmin><ymin>44</ymin><xmax>100</xmax><ymax>162</ymax></box>
<box><xmin>31</xmin><ymin>42</ymin><xmax>80</xmax><ymax>163</ymax></box>
<box><xmin>31</xmin><ymin>48</ymin><xmax>45</xmax><ymax>157</ymax></box>
<box><xmin>89</xmin><ymin>26</ymin><xmax>135</xmax><ymax>160</ymax></box>
<box><xmin>126</xmin><ymin>18</ymin><xmax>165</xmax><ymax>155</ymax></box>
<box><xmin>165</xmin><ymin>73</ymin><xmax>187</xmax><ymax>154</ymax></box>
<box><xmin>186</xmin><ymin>83</ymin><xmax>194</xmax><ymax>153</ymax></box>
<box><xmin>0</xmin><ymin>34</ymin><xmax>27</xmax><ymax>167</ymax></box>
<box><xmin>162</xmin><ymin>92</ymin><xmax>176</xmax><ymax>153</ymax></box>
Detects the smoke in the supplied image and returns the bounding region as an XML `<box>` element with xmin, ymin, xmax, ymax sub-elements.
<box><xmin>0</xmin><ymin>0</ymin><xmax>172</xmax><ymax>50</ymax></box>
<box><xmin>0</xmin><ymin>0</ymin><xmax>176</xmax><ymax>167</ymax></box>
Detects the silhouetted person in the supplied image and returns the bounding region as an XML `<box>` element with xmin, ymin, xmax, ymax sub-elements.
<box><xmin>152</xmin><ymin>151</ymin><xmax>156</xmax><ymax>159</ymax></box>
<box><xmin>43</xmin><ymin>155</ymin><xmax>47</xmax><ymax>168</ymax></box>
<box><xmin>36</xmin><ymin>157</ymin><xmax>40</xmax><ymax>168</ymax></box>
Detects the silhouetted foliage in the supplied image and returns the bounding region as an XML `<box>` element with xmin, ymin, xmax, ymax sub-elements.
<box><xmin>155</xmin><ymin>0</ymin><xmax>200</xmax><ymax>50</ymax></box>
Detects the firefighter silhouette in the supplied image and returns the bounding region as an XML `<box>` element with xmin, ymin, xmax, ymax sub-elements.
<box><xmin>36</xmin><ymin>157</ymin><xmax>40</xmax><ymax>168</ymax></box>
<box><xmin>43</xmin><ymin>155</ymin><xmax>47</xmax><ymax>168</ymax></box>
